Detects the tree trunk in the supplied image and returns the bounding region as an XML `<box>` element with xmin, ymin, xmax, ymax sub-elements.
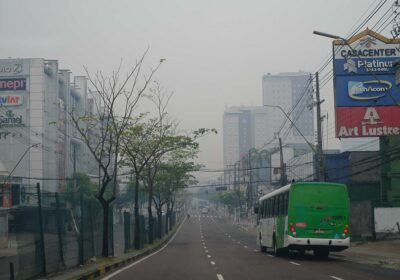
<box><xmin>169</xmin><ymin>199</ymin><xmax>175</xmax><ymax>230</ymax></box>
<box><xmin>101</xmin><ymin>200</ymin><xmax>109</xmax><ymax>257</ymax></box>
<box><xmin>147</xmin><ymin>204</ymin><xmax>154</xmax><ymax>244</ymax></box>
<box><xmin>147</xmin><ymin>188</ymin><xmax>154</xmax><ymax>244</ymax></box>
<box><xmin>134</xmin><ymin>176</ymin><xmax>141</xmax><ymax>249</ymax></box>
<box><xmin>165</xmin><ymin>200</ymin><xmax>170</xmax><ymax>235</ymax></box>
<box><xmin>157</xmin><ymin>208</ymin><xmax>162</xmax><ymax>239</ymax></box>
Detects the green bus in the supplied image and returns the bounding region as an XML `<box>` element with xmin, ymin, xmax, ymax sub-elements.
<box><xmin>256</xmin><ymin>182</ymin><xmax>350</xmax><ymax>258</ymax></box>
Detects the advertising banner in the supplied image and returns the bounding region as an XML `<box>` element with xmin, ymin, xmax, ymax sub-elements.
<box><xmin>0</xmin><ymin>78</ymin><xmax>26</xmax><ymax>91</ymax></box>
<box><xmin>336</xmin><ymin>106</ymin><xmax>400</xmax><ymax>138</ymax></box>
<box><xmin>333</xmin><ymin>29</ymin><xmax>400</xmax><ymax>137</ymax></box>
<box><xmin>335</xmin><ymin>75</ymin><xmax>395</xmax><ymax>106</ymax></box>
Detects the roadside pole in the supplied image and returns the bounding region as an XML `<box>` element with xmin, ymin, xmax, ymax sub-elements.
<box><xmin>36</xmin><ymin>183</ymin><xmax>47</xmax><ymax>276</ymax></box>
<box><xmin>315</xmin><ymin>72</ymin><xmax>325</xmax><ymax>181</ymax></box>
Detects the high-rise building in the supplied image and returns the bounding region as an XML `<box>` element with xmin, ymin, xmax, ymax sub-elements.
<box><xmin>262</xmin><ymin>72</ymin><xmax>314</xmax><ymax>147</ymax></box>
<box><xmin>223</xmin><ymin>106</ymin><xmax>272</xmax><ymax>186</ymax></box>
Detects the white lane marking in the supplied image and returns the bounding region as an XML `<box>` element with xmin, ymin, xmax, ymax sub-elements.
<box><xmin>217</xmin><ymin>274</ymin><xmax>224</xmax><ymax>280</ymax></box>
<box><xmin>102</xmin><ymin>217</ymin><xmax>186</xmax><ymax>280</ymax></box>
<box><xmin>237</xmin><ymin>241</ymin><xmax>241</xmax><ymax>244</ymax></box>
<box><xmin>207</xmin><ymin>254</ymin><xmax>211</xmax><ymax>258</ymax></box>
<box><xmin>290</xmin><ymin>261</ymin><xmax>300</xmax><ymax>266</ymax></box>
<box><xmin>253</xmin><ymin>249</ymin><xmax>258</xmax><ymax>252</ymax></box>
<box><xmin>267</xmin><ymin>254</ymin><xmax>274</xmax><ymax>257</ymax></box>
<box><xmin>205</xmin><ymin>250</ymin><xmax>209</xmax><ymax>253</ymax></box>
<box><xmin>210</xmin><ymin>261</ymin><xmax>216</xmax><ymax>265</ymax></box>
<box><xmin>330</xmin><ymin>276</ymin><xmax>344</xmax><ymax>280</ymax></box>
<box><xmin>244</xmin><ymin>245</ymin><xmax>248</xmax><ymax>248</ymax></box>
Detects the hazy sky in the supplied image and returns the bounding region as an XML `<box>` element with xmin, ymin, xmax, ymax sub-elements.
<box><xmin>0</xmin><ymin>0</ymin><xmax>391</xmax><ymax>182</ymax></box>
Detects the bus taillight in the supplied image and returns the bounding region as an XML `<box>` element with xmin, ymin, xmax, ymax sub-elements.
<box><xmin>289</xmin><ymin>223</ymin><xmax>296</xmax><ymax>236</ymax></box>
<box><xmin>343</xmin><ymin>224</ymin><xmax>349</xmax><ymax>236</ymax></box>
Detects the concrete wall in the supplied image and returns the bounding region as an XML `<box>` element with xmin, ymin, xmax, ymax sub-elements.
<box><xmin>350</xmin><ymin>200</ymin><xmax>373</xmax><ymax>239</ymax></box>
<box><xmin>374</xmin><ymin>207</ymin><xmax>400</xmax><ymax>235</ymax></box>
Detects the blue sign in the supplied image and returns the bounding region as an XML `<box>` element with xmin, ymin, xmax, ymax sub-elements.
<box><xmin>335</xmin><ymin>75</ymin><xmax>400</xmax><ymax>107</ymax></box>
<box><xmin>333</xmin><ymin>31</ymin><xmax>400</xmax><ymax>108</ymax></box>
<box><xmin>334</xmin><ymin>57</ymin><xmax>396</xmax><ymax>76</ymax></box>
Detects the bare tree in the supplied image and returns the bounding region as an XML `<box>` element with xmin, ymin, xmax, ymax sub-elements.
<box><xmin>69</xmin><ymin>50</ymin><xmax>162</xmax><ymax>257</ymax></box>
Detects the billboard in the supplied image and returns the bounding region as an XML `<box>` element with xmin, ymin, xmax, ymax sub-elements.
<box><xmin>0</xmin><ymin>78</ymin><xmax>27</xmax><ymax>91</ymax></box>
<box><xmin>333</xmin><ymin>29</ymin><xmax>400</xmax><ymax>137</ymax></box>
<box><xmin>336</xmin><ymin>106</ymin><xmax>400</xmax><ymax>137</ymax></box>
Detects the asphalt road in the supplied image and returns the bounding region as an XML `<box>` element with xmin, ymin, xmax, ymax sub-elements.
<box><xmin>105</xmin><ymin>210</ymin><xmax>400</xmax><ymax>280</ymax></box>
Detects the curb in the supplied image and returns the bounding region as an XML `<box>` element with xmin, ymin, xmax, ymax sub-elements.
<box><xmin>65</xmin><ymin>219</ymin><xmax>184</xmax><ymax>280</ymax></box>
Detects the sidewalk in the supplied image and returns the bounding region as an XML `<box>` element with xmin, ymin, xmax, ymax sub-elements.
<box><xmin>332</xmin><ymin>239</ymin><xmax>400</xmax><ymax>270</ymax></box>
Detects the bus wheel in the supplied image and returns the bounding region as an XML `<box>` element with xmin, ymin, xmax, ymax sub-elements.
<box><xmin>259</xmin><ymin>233</ymin><xmax>267</xmax><ymax>252</ymax></box>
<box><xmin>314</xmin><ymin>249</ymin><xmax>329</xmax><ymax>259</ymax></box>
<box><xmin>260</xmin><ymin>245</ymin><xmax>267</xmax><ymax>252</ymax></box>
<box><xmin>272</xmin><ymin>236</ymin><xmax>280</xmax><ymax>256</ymax></box>
<box><xmin>297</xmin><ymin>248</ymin><xmax>305</xmax><ymax>256</ymax></box>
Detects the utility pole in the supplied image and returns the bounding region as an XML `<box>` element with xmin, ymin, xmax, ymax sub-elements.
<box><xmin>237</xmin><ymin>161</ymin><xmax>241</xmax><ymax>222</ymax></box>
<box><xmin>73</xmin><ymin>144</ymin><xmax>77</xmax><ymax>191</ymax></box>
<box><xmin>315</xmin><ymin>72</ymin><xmax>325</xmax><ymax>181</ymax></box>
<box><xmin>248</xmin><ymin>150</ymin><xmax>253</xmax><ymax>212</ymax></box>
<box><xmin>279</xmin><ymin>138</ymin><xmax>287</xmax><ymax>187</ymax></box>
<box><xmin>233</xmin><ymin>162</ymin><xmax>237</xmax><ymax>222</ymax></box>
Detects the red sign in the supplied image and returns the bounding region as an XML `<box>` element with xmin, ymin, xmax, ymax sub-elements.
<box><xmin>336</xmin><ymin>106</ymin><xmax>400</xmax><ymax>137</ymax></box>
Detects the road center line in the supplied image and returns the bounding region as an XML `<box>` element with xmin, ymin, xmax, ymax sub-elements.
<box><xmin>330</xmin><ymin>276</ymin><xmax>344</xmax><ymax>280</ymax></box>
<box><xmin>217</xmin><ymin>274</ymin><xmax>224</xmax><ymax>280</ymax></box>
<box><xmin>207</xmin><ymin>254</ymin><xmax>211</xmax><ymax>258</ymax></box>
<box><xmin>211</xmin><ymin>261</ymin><xmax>216</xmax><ymax>265</ymax></box>
<box><xmin>290</xmin><ymin>261</ymin><xmax>301</xmax><ymax>266</ymax></box>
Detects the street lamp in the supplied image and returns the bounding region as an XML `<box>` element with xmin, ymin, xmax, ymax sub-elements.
<box><xmin>1</xmin><ymin>143</ymin><xmax>40</xmax><ymax>207</ymax></box>
<box><xmin>313</xmin><ymin>30</ymin><xmax>344</xmax><ymax>40</ymax></box>
<box><xmin>4</xmin><ymin>143</ymin><xmax>40</xmax><ymax>183</ymax></box>
<box><xmin>263</xmin><ymin>104</ymin><xmax>316</xmax><ymax>153</ymax></box>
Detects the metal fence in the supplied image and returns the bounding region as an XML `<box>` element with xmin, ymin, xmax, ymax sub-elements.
<box><xmin>0</xmin><ymin>184</ymin><xmax>180</xmax><ymax>280</ymax></box>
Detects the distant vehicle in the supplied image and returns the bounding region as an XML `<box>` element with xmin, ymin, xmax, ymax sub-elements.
<box><xmin>256</xmin><ymin>182</ymin><xmax>350</xmax><ymax>258</ymax></box>
<box><xmin>201</xmin><ymin>207</ymin><xmax>209</xmax><ymax>214</ymax></box>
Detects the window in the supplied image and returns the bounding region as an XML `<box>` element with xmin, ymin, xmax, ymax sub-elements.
<box><xmin>282</xmin><ymin>192</ymin><xmax>289</xmax><ymax>216</ymax></box>
<box><xmin>270</xmin><ymin>197</ymin><xmax>275</xmax><ymax>217</ymax></box>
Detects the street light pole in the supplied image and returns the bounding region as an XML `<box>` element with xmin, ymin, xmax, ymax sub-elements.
<box><xmin>1</xmin><ymin>143</ymin><xmax>40</xmax><ymax>207</ymax></box>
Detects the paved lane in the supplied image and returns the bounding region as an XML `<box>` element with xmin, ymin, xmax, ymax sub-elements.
<box><xmin>107</xmin><ymin>217</ymin><xmax>218</xmax><ymax>280</ymax></box>
<box><xmin>205</xmin><ymin>212</ymin><xmax>400</xmax><ymax>280</ymax></box>
<box><xmin>103</xmin><ymin>212</ymin><xmax>400</xmax><ymax>280</ymax></box>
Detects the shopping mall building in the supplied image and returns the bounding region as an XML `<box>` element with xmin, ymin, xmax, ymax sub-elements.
<box><xmin>0</xmin><ymin>58</ymin><xmax>95</xmax><ymax>206</ymax></box>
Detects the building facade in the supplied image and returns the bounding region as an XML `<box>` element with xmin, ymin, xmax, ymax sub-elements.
<box><xmin>0</xmin><ymin>58</ymin><xmax>95</xmax><ymax>206</ymax></box>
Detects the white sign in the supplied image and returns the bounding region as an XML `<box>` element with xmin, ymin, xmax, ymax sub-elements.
<box><xmin>0</xmin><ymin>60</ymin><xmax>23</xmax><ymax>75</ymax></box>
